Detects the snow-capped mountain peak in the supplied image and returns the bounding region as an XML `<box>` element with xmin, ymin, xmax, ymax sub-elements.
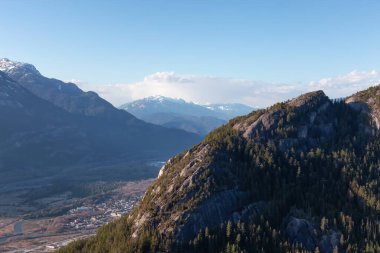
<box><xmin>119</xmin><ymin>95</ymin><xmax>254</xmax><ymax>135</ymax></box>
<box><xmin>0</xmin><ymin>58</ymin><xmax>40</xmax><ymax>76</ymax></box>
<box><xmin>148</xmin><ymin>95</ymin><xmax>169</xmax><ymax>103</ymax></box>
<box><xmin>145</xmin><ymin>95</ymin><xmax>186</xmax><ymax>104</ymax></box>
<box><xmin>205</xmin><ymin>105</ymin><xmax>231</xmax><ymax>111</ymax></box>
<box><xmin>120</xmin><ymin>95</ymin><xmax>254</xmax><ymax>121</ymax></box>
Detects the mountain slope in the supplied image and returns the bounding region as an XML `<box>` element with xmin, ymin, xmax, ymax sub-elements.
<box><xmin>120</xmin><ymin>96</ymin><xmax>216</xmax><ymax>118</ymax></box>
<box><xmin>143</xmin><ymin>112</ymin><xmax>226</xmax><ymax>136</ymax></box>
<box><xmin>0</xmin><ymin>58</ymin><xmax>118</xmax><ymax>117</ymax></box>
<box><xmin>203</xmin><ymin>103</ymin><xmax>255</xmax><ymax>120</ymax></box>
<box><xmin>0</xmin><ymin>59</ymin><xmax>201</xmax><ymax>184</ymax></box>
<box><xmin>60</xmin><ymin>87</ymin><xmax>380</xmax><ymax>253</ymax></box>
<box><xmin>120</xmin><ymin>96</ymin><xmax>253</xmax><ymax>135</ymax></box>
<box><xmin>0</xmin><ymin>70</ymin><xmax>93</xmax><ymax>182</ymax></box>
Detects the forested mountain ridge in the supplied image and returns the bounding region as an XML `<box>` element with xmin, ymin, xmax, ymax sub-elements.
<box><xmin>346</xmin><ymin>85</ymin><xmax>380</xmax><ymax>128</ymax></box>
<box><xmin>59</xmin><ymin>87</ymin><xmax>380</xmax><ymax>253</ymax></box>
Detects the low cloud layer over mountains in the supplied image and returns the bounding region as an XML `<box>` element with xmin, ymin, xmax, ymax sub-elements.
<box><xmin>76</xmin><ymin>69</ymin><xmax>379</xmax><ymax>108</ymax></box>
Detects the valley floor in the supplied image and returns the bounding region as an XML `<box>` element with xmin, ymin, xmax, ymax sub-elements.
<box><xmin>0</xmin><ymin>179</ymin><xmax>153</xmax><ymax>252</ymax></box>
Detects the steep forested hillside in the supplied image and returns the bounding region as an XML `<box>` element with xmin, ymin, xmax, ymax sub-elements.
<box><xmin>59</xmin><ymin>88</ymin><xmax>380</xmax><ymax>253</ymax></box>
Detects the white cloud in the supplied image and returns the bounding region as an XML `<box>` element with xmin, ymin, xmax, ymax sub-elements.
<box><xmin>308</xmin><ymin>70</ymin><xmax>379</xmax><ymax>98</ymax></box>
<box><xmin>65</xmin><ymin>79</ymin><xmax>88</xmax><ymax>86</ymax></box>
<box><xmin>73</xmin><ymin>70</ymin><xmax>380</xmax><ymax>108</ymax></box>
<box><xmin>77</xmin><ymin>72</ymin><xmax>301</xmax><ymax>108</ymax></box>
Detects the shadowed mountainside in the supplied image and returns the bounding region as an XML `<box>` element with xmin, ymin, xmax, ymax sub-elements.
<box><xmin>0</xmin><ymin>59</ymin><xmax>201</xmax><ymax>184</ymax></box>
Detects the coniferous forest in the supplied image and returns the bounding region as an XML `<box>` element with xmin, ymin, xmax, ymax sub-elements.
<box><xmin>59</xmin><ymin>90</ymin><xmax>380</xmax><ymax>253</ymax></box>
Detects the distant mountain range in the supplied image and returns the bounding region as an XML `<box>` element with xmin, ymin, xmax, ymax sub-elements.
<box><xmin>0</xmin><ymin>58</ymin><xmax>201</xmax><ymax>184</ymax></box>
<box><xmin>119</xmin><ymin>96</ymin><xmax>253</xmax><ymax>135</ymax></box>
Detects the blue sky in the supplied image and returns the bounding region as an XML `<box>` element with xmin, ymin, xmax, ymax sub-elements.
<box><xmin>1</xmin><ymin>1</ymin><xmax>380</xmax><ymax>106</ymax></box>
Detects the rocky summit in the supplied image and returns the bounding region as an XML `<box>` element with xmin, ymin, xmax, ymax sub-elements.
<box><xmin>59</xmin><ymin>87</ymin><xmax>380</xmax><ymax>253</ymax></box>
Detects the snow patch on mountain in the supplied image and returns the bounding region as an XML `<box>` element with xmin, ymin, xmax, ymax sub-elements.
<box><xmin>0</xmin><ymin>58</ymin><xmax>40</xmax><ymax>76</ymax></box>
<box><xmin>120</xmin><ymin>96</ymin><xmax>254</xmax><ymax>121</ymax></box>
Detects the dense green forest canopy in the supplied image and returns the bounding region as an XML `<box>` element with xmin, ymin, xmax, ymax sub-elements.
<box><xmin>59</xmin><ymin>89</ymin><xmax>380</xmax><ymax>253</ymax></box>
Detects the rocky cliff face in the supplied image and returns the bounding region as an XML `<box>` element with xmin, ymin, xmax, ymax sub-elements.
<box><xmin>232</xmin><ymin>90</ymin><xmax>333</xmax><ymax>150</ymax></box>
<box><xmin>59</xmin><ymin>87</ymin><xmax>380</xmax><ymax>253</ymax></box>
<box><xmin>125</xmin><ymin>90</ymin><xmax>373</xmax><ymax>252</ymax></box>
<box><xmin>346</xmin><ymin>85</ymin><xmax>380</xmax><ymax>128</ymax></box>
